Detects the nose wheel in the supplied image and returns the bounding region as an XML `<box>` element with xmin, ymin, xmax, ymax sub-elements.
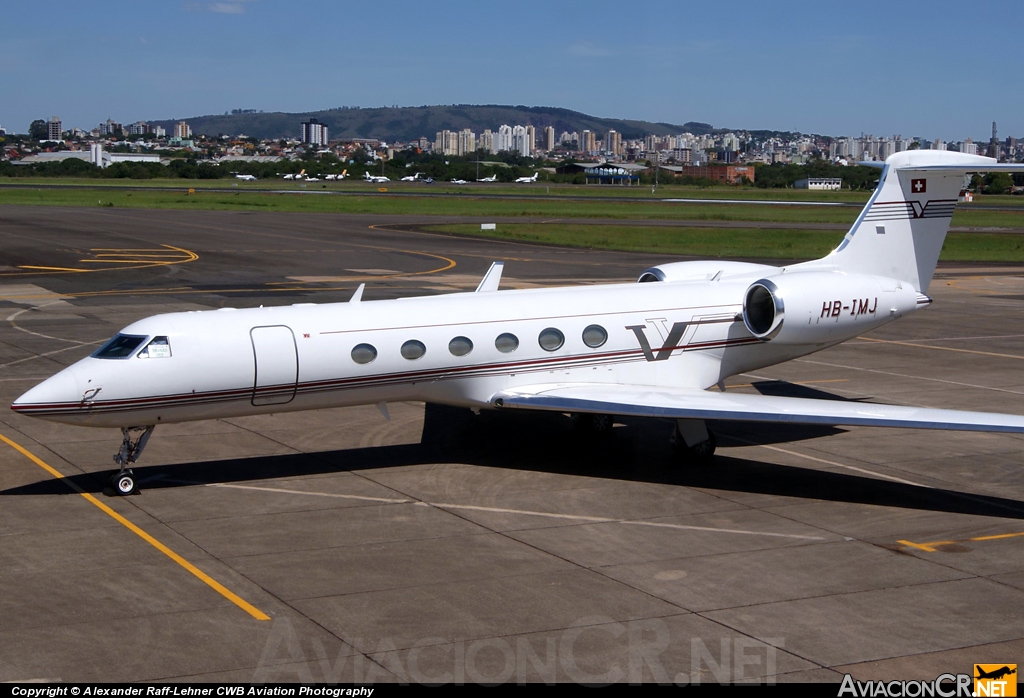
<box><xmin>108</xmin><ymin>426</ymin><xmax>154</xmax><ymax>496</ymax></box>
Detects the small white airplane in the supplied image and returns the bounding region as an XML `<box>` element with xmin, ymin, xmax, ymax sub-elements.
<box><xmin>364</xmin><ymin>171</ymin><xmax>390</xmax><ymax>183</ymax></box>
<box><xmin>401</xmin><ymin>172</ymin><xmax>424</xmax><ymax>182</ymax></box>
<box><xmin>515</xmin><ymin>172</ymin><xmax>538</xmax><ymax>183</ymax></box>
<box><xmin>451</xmin><ymin>178</ymin><xmax>468</xmax><ymax>185</ymax></box>
<box><xmin>12</xmin><ymin>152</ymin><xmax>1024</xmax><ymax>496</ymax></box>
<box><xmin>234</xmin><ymin>174</ymin><xmax>257</xmax><ymax>181</ymax></box>
<box><xmin>477</xmin><ymin>174</ymin><xmax>498</xmax><ymax>182</ymax></box>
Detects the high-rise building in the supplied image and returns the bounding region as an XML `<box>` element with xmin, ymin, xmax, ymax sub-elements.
<box><xmin>526</xmin><ymin>125</ymin><xmax>536</xmax><ymax>154</ymax></box>
<box><xmin>495</xmin><ymin>125</ymin><xmax>513</xmax><ymax>154</ymax></box>
<box><xmin>580</xmin><ymin>130</ymin><xmax>596</xmax><ymax>154</ymax></box>
<box><xmin>479</xmin><ymin>129</ymin><xmax>494</xmax><ymax>153</ymax></box>
<box><xmin>47</xmin><ymin>116</ymin><xmax>62</xmax><ymax>141</ymax></box>
<box><xmin>127</xmin><ymin>121</ymin><xmax>149</xmax><ymax>136</ymax></box>
<box><xmin>512</xmin><ymin>125</ymin><xmax>530</xmax><ymax>157</ymax></box>
<box><xmin>457</xmin><ymin>129</ymin><xmax>476</xmax><ymax>156</ymax></box>
<box><xmin>301</xmin><ymin>118</ymin><xmax>328</xmax><ymax>146</ymax></box>
<box><xmin>545</xmin><ymin>126</ymin><xmax>555</xmax><ymax>152</ymax></box>
<box><xmin>605</xmin><ymin>130</ymin><xmax>622</xmax><ymax>157</ymax></box>
<box><xmin>174</xmin><ymin>121</ymin><xmax>192</xmax><ymax>139</ymax></box>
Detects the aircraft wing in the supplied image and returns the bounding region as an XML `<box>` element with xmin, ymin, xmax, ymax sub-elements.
<box><xmin>490</xmin><ymin>383</ymin><xmax>1024</xmax><ymax>433</ymax></box>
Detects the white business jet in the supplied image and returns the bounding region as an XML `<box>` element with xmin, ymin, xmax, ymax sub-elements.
<box><xmin>12</xmin><ymin>152</ymin><xmax>1024</xmax><ymax>496</ymax></box>
<box><xmin>234</xmin><ymin>174</ymin><xmax>257</xmax><ymax>181</ymax></box>
<box><xmin>401</xmin><ymin>172</ymin><xmax>424</xmax><ymax>182</ymax></box>
<box><xmin>477</xmin><ymin>174</ymin><xmax>498</xmax><ymax>182</ymax></box>
<box><xmin>364</xmin><ymin>171</ymin><xmax>390</xmax><ymax>183</ymax></box>
<box><xmin>514</xmin><ymin>172</ymin><xmax>538</xmax><ymax>183</ymax></box>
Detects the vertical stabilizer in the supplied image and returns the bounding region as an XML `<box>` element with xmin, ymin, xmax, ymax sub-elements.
<box><xmin>806</xmin><ymin>152</ymin><xmax>1022</xmax><ymax>293</ymax></box>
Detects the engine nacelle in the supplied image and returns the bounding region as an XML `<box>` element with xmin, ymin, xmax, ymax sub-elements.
<box><xmin>638</xmin><ymin>260</ymin><xmax>777</xmax><ymax>283</ymax></box>
<box><xmin>742</xmin><ymin>272</ymin><xmax>923</xmax><ymax>344</ymax></box>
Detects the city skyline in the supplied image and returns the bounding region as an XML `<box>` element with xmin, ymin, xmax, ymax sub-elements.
<box><xmin>4</xmin><ymin>0</ymin><xmax>1022</xmax><ymax>142</ymax></box>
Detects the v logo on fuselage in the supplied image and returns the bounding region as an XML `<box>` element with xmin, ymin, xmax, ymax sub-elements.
<box><xmin>627</xmin><ymin>322</ymin><xmax>688</xmax><ymax>362</ymax></box>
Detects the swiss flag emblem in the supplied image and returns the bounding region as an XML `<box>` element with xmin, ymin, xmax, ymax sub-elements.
<box><xmin>911</xmin><ymin>178</ymin><xmax>927</xmax><ymax>194</ymax></box>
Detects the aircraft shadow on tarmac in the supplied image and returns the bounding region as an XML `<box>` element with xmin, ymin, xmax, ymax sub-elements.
<box><xmin>5</xmin><ymin>388</ymin><xmax>1024</xmax><ymax>521</ymax></box>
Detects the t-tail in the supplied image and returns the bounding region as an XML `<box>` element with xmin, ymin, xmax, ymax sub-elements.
<box><xmin>801</xmin><ymin>151</ymin><xmax>1024</xmax><ymax>293</ymax></box>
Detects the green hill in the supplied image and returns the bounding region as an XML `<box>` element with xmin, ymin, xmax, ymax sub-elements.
<box><xmin>151</xmin><ymin>105</ymin><xmax>717</xmax><ymax>142</ymax></box>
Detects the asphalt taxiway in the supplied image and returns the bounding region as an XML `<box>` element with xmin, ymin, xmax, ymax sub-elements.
<box><xmin>1</xmin><ymin>206</ymin><xmax>1022</xmax><ymax>683</ymax></box>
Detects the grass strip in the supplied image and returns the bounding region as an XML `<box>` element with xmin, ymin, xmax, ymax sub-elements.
<box><xmin>2</xmin><ymin>186</ymin><xmax>1022</xmax><ymax>228</ymax></box>
<box><xmin>424</xmin><ymin>223</ymin><xmax>1024</xmax><ymax>263</ymax></box>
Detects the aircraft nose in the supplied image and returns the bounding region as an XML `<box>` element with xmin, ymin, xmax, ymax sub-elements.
<box><xmin>11</xmin><ymin>368</ymin><xmax>81</xmax><ymax>416</ymax></box>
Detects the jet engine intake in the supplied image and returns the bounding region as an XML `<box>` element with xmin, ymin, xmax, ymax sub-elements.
<box><xmin>742</xmin><ymin>272</ymin><xmax>919</xmax><ymax>345</ymax></box>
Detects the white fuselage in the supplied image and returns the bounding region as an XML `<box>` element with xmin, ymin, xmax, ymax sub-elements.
<box><xmin>11</xmin><ymin>270</ymin><xmax>920</xmax><ymax>428</ymax></box>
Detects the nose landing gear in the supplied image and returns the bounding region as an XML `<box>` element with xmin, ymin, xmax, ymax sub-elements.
<box><xmin>109</xmin><ymin>425</ymin><xmax>154</xmax><ymax>496</ymax></box>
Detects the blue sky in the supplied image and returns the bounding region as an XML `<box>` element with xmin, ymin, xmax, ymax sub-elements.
<box><xmin>4</xmin><ymin>0</ymin><xmax>1021</xmax><ymax>142</ymax></box>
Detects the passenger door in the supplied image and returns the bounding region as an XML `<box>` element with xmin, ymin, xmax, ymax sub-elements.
<box><xmin>250</xmin><ymin>325</ymin><xmax>298</xmax><ymax>406</ymax></box>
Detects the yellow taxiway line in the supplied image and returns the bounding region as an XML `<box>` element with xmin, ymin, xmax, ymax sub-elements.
<box><xmin>898</xmin><ymin>530</ymin><xmax>1024</xmax><ymax>553</ymax></box>
<box><xmin>0</xmin><ymin>432</ymin><xmax>270</xmax><ymax>621</ymax></box>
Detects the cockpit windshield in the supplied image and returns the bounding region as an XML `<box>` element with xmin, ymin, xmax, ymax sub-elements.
<box><xmin>92</xmin><ymin>334</ymin><xmax>148</xmax><ymax>359</ymax></box>
<box><xmin>137</xmin><ymin>336</ymin><xmax>171</xmax><ymax>359</ymax></box>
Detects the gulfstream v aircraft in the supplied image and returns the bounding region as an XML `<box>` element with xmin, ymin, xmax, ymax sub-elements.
<box><xmin>12</xmin><ymin>152</ymin><xmax>1024</xmax><ymax>495</ymax></box>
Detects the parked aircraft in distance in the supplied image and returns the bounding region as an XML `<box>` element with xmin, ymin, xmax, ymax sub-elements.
<box><xmin>325</xmin><ymin>170</ymin><xmax>348</xmax><ymax>181</ymax></box>
<box><xmin>514</xmin><ymin>172</ymin><xmax>538</xmax><ymax>183</ymax></box>
<box><xmin>283</xmin><ymin>169</ymin><xmax>306</xmax><ymax>180</ymax></box>
<box><xmin>234</xmin><ymin>174</ymin><xmax>257</xmax><ymax>181</ymax></box>
<box><xmin>451</xmin><ymin>178</ymin><xmax>468</xmax><ymax>185</ymax></box>
<box><xmin>363</xmin><ymin>171</ymin><xmax>390</xmax><ymax>183</ymax></box>
<box><xmin>12</xmin><ymin>152</ymin><xmax>1024</xmax><ymax>496</ymax></box>
<box><xmin>477</xmin><ymin>174</ymin><xmax>498</xmax><ymax>182</ymax></box>
<box><xmin>401</xmin><ymin>172</ymin><xmax>424</xmax><ymax>182</ymax></box>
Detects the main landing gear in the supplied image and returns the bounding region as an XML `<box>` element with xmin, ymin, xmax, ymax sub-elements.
<box><xmin>109</xmin><ymin>425</ymin><xmax>154</xmax><ymax>496</ymax></box>
<box><xmin>671</xmin><ymin>419</ymin><xmax>717</xmax><ymax>464</ymax></box>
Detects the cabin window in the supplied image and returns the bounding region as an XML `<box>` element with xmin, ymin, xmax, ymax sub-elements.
<box><xmin>351</xmin><ymin>343</ymin><xmax>377</xmax><ymax>364</ymax></box>
<box><xmin>448</xmin><ymin>336</ymin><xmax>473</xmax><ymax>357</ymax></box>
<box><xmin>495</xmin><ymin>333</ymin><xmax>519</xmax><ymax>353</ymax></box>
<box><xmin>582</xmin><ymin>324</ymin><xmax>608</xmax><ymax>348</ymax></box>
<box><xmin>92</xmin><ymin>334</ymin><xmax>147</xmax><ymax>360</ymax></box>
<box><xmin>137</xmin><ymin>336</ymin><xmax>172</xmax><ymax>359</ymax></box>
<box><xmin>538</xmin><ymin>328</ymin><xmax>564</xmax><ymax>352</ymax></box>
<box><xmin>401</xmin><ymin>340</ymin><xmax>426</xmax><ymax>360</ymax></box>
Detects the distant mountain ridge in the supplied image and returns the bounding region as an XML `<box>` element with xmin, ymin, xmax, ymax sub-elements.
<box><xmin>150</xmin><ymin>105</ymin><xmax>718</xmax><ymax>142</ymax></box>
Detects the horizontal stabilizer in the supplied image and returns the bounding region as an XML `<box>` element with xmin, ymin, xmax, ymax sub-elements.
<box><xmin>491</xmin><ymin>383</ymin><xmax>1024</xmax><ymax>433</ymax></box>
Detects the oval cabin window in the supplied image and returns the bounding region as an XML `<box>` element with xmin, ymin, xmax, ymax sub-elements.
<box><xmin>582</xmin><ymin>325</ymin><xmax>608</xmax><ymax>348</ymax></box>
<box><xmin>351</xmin><ymin>343</ymin><xmax>378</xmax><ymax>364</ymax></box>
<box><xmin>538</xmin><ymin>328</ymin><xmax>564</xmax><ymax>352</ymax></box>
<box><xmin>448</xmin><ymin>336</ymin><xmax>473</xmax><ymax>357</ymax></box>
<box><xmin>495</xmin><ymin>333</ymin><xmax>519</xmax><ymax>353</ymax></box>
<box><xmin>401</xmin><ymin>340</ymin><xmax>426</xmax><ymax>360</ymax></box>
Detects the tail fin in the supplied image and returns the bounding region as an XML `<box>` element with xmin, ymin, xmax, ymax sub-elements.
<box><xmin>809</xmin><ymin>152</ymin><xmax>1023</xmax><ymax>293</ymax></box>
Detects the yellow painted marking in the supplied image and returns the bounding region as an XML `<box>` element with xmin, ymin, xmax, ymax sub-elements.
<box><xmin>16</xmin><ymin>266</ymin><xmax>92</xmax><ymax>273</ymax></box>
<box><xmin>0</xmin><ymin>433</ymin><xmax>270</xmax><ymax>621</ymax></box>
<box><xmin>969</xmin><ymin>531</ymin><xmax>1024</xmax><ymax>542</ymax></box>
<box><xmin>858</xmin><ymin>336</ymin><xmax>1024</xmax><ymax>361</ymax></box>
<box><xmin>897</xmin><ymin>539</ymin><xmax>943</xmax><ymax>553</ymax></box>
<box><xmin>899</xmin><ymin>531</ymin><xmax>1024</xmax><ymax>552</ymax></box>
<box><xmin>6</xmin><ymin>245</ymin><xmax>199</xmax><ymax>277</ymax></box>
